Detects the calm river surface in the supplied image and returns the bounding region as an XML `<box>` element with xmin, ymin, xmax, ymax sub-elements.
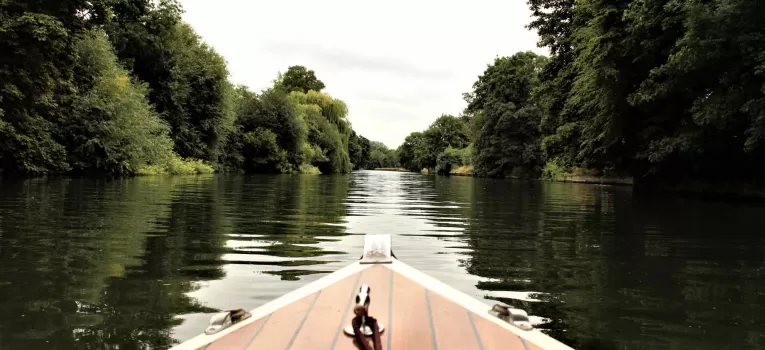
<box><xmin>1</xmin><ymin>171</ymin><xmax>764</xmax><ymax>349</ymax></box>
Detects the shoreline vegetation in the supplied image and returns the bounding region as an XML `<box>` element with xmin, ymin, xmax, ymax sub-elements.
<box><xmin>392</xmin><ymin>0</ymin><xmax>765</xmax><ymax>199</ymax></box>
<box><xmin>1</xmin><ymin>0</ymin><xmax>393</xmax><ymax>178</ymax></box>
<box><xmin>3</xmin><ymin>1</ymin><xmax>764</xmax><ymax>199</ymax></box>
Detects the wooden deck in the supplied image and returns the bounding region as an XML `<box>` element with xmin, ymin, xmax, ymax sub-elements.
<box><xmin>196</xmin><ymin>264</ymin><xmax>549</xmax><ymax>350</ymax></box>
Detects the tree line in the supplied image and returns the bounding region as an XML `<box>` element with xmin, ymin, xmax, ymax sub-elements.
<box><xmin>395</xmin><ymin>0</ymin><xmax>765</xmax><ymax>190</ymax></box>
<box><xmin>5</xmin><ymin>0</ymin><xmax>762</xmax><ymax>188</ymax></box>
<box><xmin>0</xmin><ymin>0</ymin><xmax>385</xmax><ymax>176</ymax></box>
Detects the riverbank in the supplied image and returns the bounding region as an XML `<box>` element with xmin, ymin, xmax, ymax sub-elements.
<box><xmin>441</xmin><ymin>168</ymin><xmax>765</xmax><ymax>200</ymax></box>
<box><xmin>374</xmin><ymin>168</ymin><xmax>409</xmax><ymax>172</ymax></box>
<box><xmin>442</xmin><ymin>165</ymin><xmax>633</xmax><ymax>186</ymax></box>
<box><xmin>450</xmin><ymin>165</ymin><xmax>474</xmax><ymax>176</ymax></box>
<box><xmin>553</xmin><ymin>175</ymin><xmax>633</xmax><ymax>186</ymax></box>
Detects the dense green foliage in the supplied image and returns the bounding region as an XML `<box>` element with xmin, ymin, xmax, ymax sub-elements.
<box><xmin>527</xmin><ymin>0</ymin><xmax>765</xmax><ymax>186</ymax></box>
<box><xmin>106</xmin><ymin>1</ymin><xmax>234</xmax><ymax>162</ymax></box>
<box><xmin>0</xmin><ymin>0</ymin><xmax>382</xmax><ymax>176</ymax></box>
<box><xmin>0</xmin><ymin>0</ymin><xmax>210</xmax><ymax>175</ymax></box>
<box><xmin>68</xmin><ymin>31</ymin><xmax>176</xmax><ymax>175</ymax></box>
<box><xmin>465</xmin><ymin>52</ymin><xmax>548</xmax><ymax>178</ymax></box>
<box><xmin>15</xmin><ymin>0</ymin><xmax>760</xmax><ymax>187</ymax></box>
<box><xmin>397</xmin><ymin>132</ymin><xmax>426</xmax><ymax>172</ymax></box>
<box><xmin>397</xmin><ymin>52</ymin><xmax>548</xmax><ymax>177</ymax></box>
<box><xmin>289</xmin><ymin>90</ymin><xmax>352</xmax><ymax>173</ymax></box>
<box><xmin>367</xmin><ymin>141</ymin><xmax>398</xmax><ymax>169</ymax></box>
<box><xmin>397</xmin><ymin>115</ymin><xmax>470</xmax><ymax>172</ymax></box>
<box><xmin>436</xmin><ymin>145</ymin><xmax>473</xmax><ymax>175</ymax></box>
<box><xmin>1</xmin><ymin>1</ymin><xmax>86</xmax><ymax>174</ymax></box>
<box><xmin>218</xmin><ymin>80</ymin><xmax>378</xmax><ymax>174</ymax></box>
<box><xmin>398</xmin><ymin>0</ymin><xmax>765</xmax><ymax>189</ymax></box>
<box><xmin>276</xmin><ymin>65</ymin><xmax>327</xmax><ymax>94</ymax></box>
<box><xmin>221</xmin><ymin>87</ymin><xmax>303</xmax><ymax>173</ymax></box>
<box><xmin>348</xmin><ymin>131</ymin><xmax>371</xmax><ymax>170</ymax></box>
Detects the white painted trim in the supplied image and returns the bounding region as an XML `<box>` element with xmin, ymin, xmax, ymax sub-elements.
<box><xmin>387</xmin><ymin>260</ymin><xmax>574</xmax><ymax>350</ymax></box>
<box><xmin>171</xmin><ymin>256</ymin><xmax>573</xmax><ymax>350</ymax></box>
<box><xmin>169</xmin><ymin>262</ymin><xmax>369</xmax><ymax>350</ymax></box>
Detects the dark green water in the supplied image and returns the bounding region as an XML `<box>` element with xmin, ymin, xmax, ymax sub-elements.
<box><xmin>1</xmin><ymin>171</ymin><xmax>764</xmax><ymax>349</ymax></box>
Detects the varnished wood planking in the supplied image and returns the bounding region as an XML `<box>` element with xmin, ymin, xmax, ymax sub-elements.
<box><xmin>390</xmin><ymin>272</ymin><xmax>435</xmax><ymax>350</ymax></box>
<box><xmin>289</xmin><ymin>270</ymin><xmax>363</xmax><ymax>349</ymax></box>
<box><xmin>364</xmin><ymin>265</ymin><xmax>392</xmax><ymax>350</ymax></box>
<box><xmin>196</xmin><ymin>267</ymin><xmax>549</xmax><ymax>350</ymax></box>
<box><xmin>469</xmin><ymin>311</ymin><xmax>526</xmax><ymax>350</ymax></box>
<box><xmin>204</xmin><ymin>316</ymin><xmax>267</xmax><ymax>350</ymax></box>
<box><xmin>427</xmin><ymin>291</ymin><xmax>482</xmax><ymax>349</ymax></box>
<box><xmin>245</xmin><ymin>291</ymin><xmax>319</xmax><ymax>350</ymax></box>
<box><xmin>333</xmin><ymin>265</ymin><xmax>392</xmax><ymax>350</ymax></box>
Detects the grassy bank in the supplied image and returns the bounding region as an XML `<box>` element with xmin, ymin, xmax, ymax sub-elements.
<box><xmin>449</xmin><ymin>165</ymin><xmax>474</xmax><ymax>176</ymax></box>
<box><xmin>136</xmin><ymin>156</ymin><xmax>215</xmax><ymax>176</ymax></box>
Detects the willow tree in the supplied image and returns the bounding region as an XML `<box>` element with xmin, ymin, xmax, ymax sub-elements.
<box><xmin>289</xmin><ymin>91</ymin><xmax>352</xmax><ymax>173</ymax></box>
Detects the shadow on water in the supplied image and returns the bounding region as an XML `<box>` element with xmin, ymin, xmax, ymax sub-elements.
<box><xmin>435</xmin><ymin>178</ymin><xmax>765</xmax><ymax>350</ymax></box>
<box><xmin>0</xmin><ymin>174</ymin><xmax>354</xmax><ymax>349</ymax></box>
<box><xmin>1</xmin><ymin>172</ymin><xmax>765</xmax><ymax>349</ymax></box>
<box><xmin>0</xmin><ymin>176</ymin><xmax>226</xmax><ymax>349</ymax></box>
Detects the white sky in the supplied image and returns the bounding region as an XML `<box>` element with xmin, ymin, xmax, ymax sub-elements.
<box><xmin>179</xmin><ymin>0</ymin><xmax>546</xmax><ymax>149</ymax></box>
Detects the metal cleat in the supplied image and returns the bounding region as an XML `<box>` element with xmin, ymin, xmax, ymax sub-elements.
<box><xmin>344</xmin><ymin>284</ymin><xmax>385</xmax><ymax>336</ymax></box>
<box><xmin>205</xmin><ymin>308</ymin><xmax>251</xmax><ymax>335</ymax></box>
<box><xmin>489</xmin><ymin>304</ymin><xmax>533</xmax><ymax>331</ymax></box>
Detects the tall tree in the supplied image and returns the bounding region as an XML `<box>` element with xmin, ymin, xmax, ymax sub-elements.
<box><xmin>526</xmin><ymin>0</ymin><xmax>581</xmax><ymax>169</ymax></box>
<box><xmin>65</xmin><ymin>30</ymin><xmax>175</xmax><ymax>175</ymax></box>
<box><xmin>420</xmin><ymin>114</ymin><xmax>470</xmax><ymax>170</ymax></box>
<box><xmin>231</xmin><ymin>87</ymin><xmax>306</xmax><ymax>173</ymax></box>
<box><xmin>277</xmin><ymin>65</ymin><xmax>326</xmax><ymax>93</ymax></box>
<box><xmin>349</xmin><ymin>131</ymin><xmax>371</xmax><ymax>170</ymax></box>
<box><xmin>628</xmin><ymin>0</ymin><xmax>765</xmax><ymax>184</ymax></box>
<box><xmin>528</xmin><ymin>0</ymin><xmax>765</xmax><ymax>187</ymax></box>
<box><xmin>397</xmin><ymin>132</ymin><xmax>427</xmax><ymax>172</ymax></box>
<box><xmin>164</xmin><ymin>23</ymin><xmax>234</xmax><ymax>161</ymax></box>
<box><xmin>467</xmin><ymin>52</ymin><xmax>548</xmax><ymax>178</ymax></box>
<box><xmin>0</xmin><ymin>9</ymin><xmax>71</xmax><ymax>174</ymax></box>
<box><xmin>289</xmin><ymin>90</ymin><xmax>352</xmax><ymax>173</ymax></box>
<box><xmin>367</xmin><ymin>141</ymin><xmax>397</xmax><ymax>169</ymax></box>
<box><xmin>106</xmin><ymin>0</ymin><xmax>233</xmax><ymax>163</ymax></box>
<box><xmin>564</xmin><ymin>0</ymin><xmax>642</xmax><ymax>174</ymax></box>
<box><xmin>0</xmin><ymin>0</ymin><xmax>112</xmax><ymax>174</ymax></box>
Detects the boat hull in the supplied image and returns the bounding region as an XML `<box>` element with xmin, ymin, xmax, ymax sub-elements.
<box><xmin>171</xmin><ymin>259</ymin><xmax>572</xmax><ymax>350</ymax></box>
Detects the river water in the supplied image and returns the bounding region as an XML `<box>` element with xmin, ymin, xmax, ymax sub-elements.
<box><xmin>0</xmin><ymin>171</ymin><xmax>764</xmax><ymax>349</ymax></box>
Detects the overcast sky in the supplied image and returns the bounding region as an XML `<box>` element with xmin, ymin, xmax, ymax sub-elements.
<box><xmin>179</xmin><ymin>0</ymin><xmax>546</xmax><ymax>148</ymax></box>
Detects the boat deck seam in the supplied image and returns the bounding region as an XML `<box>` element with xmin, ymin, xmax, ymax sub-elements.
<box><xmin>519</xmin><ymin>336</ymin><xmax>531</xmax><ymax>350</ymax></box>
<box><xmin>467</xmin><ymin>311</ymin><xmax>486</xmax><ymax>350</ymax></box>
<box><xmin>328</xmin><ymin>268</ymin><xmax>366</xmax><ymax>349</ymax></box>
<box><xmin>176</xmin><ymin>259</ymin><xmax>573</xmax><ymax>350</ymax></box>
<box><xmin>424</xmin><ymin>289</ymin><xmax>439</xmax><ymax>350</ymax></box>
<box><xmin>241</xmin><ymin>313</ymin><xmax>271</xmax><ymax>350</ymax></box>
<box><xmin>284</xmin><ymin>290</ymin><xmax>322</xmax><ymax>350</ymax></box>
